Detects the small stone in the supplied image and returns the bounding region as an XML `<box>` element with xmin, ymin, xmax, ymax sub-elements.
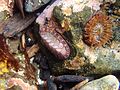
<box><xmin>79</xmin><ymin>75</ymin><xmax>119</xmax><ymax>90</ymax></box>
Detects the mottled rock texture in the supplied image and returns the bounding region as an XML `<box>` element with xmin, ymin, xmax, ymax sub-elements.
<box><xmin>36</xmin><ymin>0</ymin><xmax>120</xmax><ymax>77</ymax></box>
<box><xmin>79</xmin><ymin>75</ymin><xmax>119</xmax><ymax>90</ymax></box>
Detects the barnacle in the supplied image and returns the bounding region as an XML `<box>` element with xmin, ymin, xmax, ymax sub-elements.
<box><xmin>83</xmin><ymin>11</ymin><xmax>112</xmax><ymax>47</ymax></box>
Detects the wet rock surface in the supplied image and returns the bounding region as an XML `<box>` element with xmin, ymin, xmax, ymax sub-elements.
<box><xmin>79</xmin><ymin>75</ymin><xmax>119</xmax><ymax>90</ymax></box>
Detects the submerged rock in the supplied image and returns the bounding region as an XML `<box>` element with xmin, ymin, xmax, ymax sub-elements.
<box><xmin>79</xmin><ymin>75</ymin><xmax>119</xmax><ymax>90</ymax></box>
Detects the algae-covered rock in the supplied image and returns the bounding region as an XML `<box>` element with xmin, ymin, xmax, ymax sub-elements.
<box><xmin>46</xmin><ymin>0</ymin><xmax>120</xmax><ymax>76</ymax></box>
<box><xmin>53</xmin><ymin>1</ymin><xmax>99</xmax><ymax>31</ymax></box>
<box><xmin>53</xmin><ymin>0</ymin><xmax>101</xmax><ymax>45</ymax></box>
<box><xmin>79</xmin><ymin>75</ymin><xmax>119</xmax><ymax>90</ymax></box>
<box><xmin>36</xmin><ymin>0</ymin><xmax>120</xmax><ymax>77</ymax></box>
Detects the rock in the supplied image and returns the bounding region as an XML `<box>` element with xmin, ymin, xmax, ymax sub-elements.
<box><xmin>36</xmin><ymin>0</ymin><xmax>120</xmax><ymax>77</ymax></box>
<box><xmin>45</xmin><ymin>0</ymin><xmax>120</xmax><ymax>76</ymax></box>
<box><xmin>25</xmin><ymin>0</ymin><xmax>51</xmax><ymax>12</ymax></box>
<box><xmin>36</xmin><ymin>0</ymin><xmax>61</xmax><ymax>26</ymax></box>
<box><xmin>52</xmin><ymin>0</ymin><xmax>104</xmax><ymax>50</ymax></box>
<box><xmin>71</xmin><ymin>79</ymin><xmax>89</xmax><ymax>90</ymax></box>
<box><xmin>79</xmin><ymin>75</ymin><xmax>119</xmax><ymax>90</ymax></box>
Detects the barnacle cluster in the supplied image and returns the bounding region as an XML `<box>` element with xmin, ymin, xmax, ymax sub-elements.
<box><xmin>83</xmin><ymin>11</ymin><xmax>113</xmax><ymax>47</ymax></box>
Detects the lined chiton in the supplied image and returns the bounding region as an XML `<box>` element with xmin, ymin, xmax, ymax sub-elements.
<box><xmin>39</xmin><ymin>19</ymin><xmax>71</xmax><ymax>60</ymax></box>
<box><xmin>83</xmin><ymin>11</ymin><xmax>112</xmax><ymax>47</ymax></box>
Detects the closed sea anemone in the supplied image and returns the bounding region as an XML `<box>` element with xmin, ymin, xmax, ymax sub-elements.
<box><xmin>83</xmin><ymin>11</ymin><xmax>112</xmax><ymax>47</ymax></box>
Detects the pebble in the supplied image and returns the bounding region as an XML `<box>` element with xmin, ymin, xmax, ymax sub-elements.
<box><xmin>79</xmin><ymin>75</ymin><xmax>119</xmax><ymax>90</ymax></box>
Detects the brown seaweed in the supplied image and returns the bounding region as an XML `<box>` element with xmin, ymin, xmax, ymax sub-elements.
<box><xmin>0</xmin><ymin>34</ymin><xmax>19</xmax><ymax>71</ymax></box>
<box><xmin>22</xmin><ymin>49</ymin><xmax>38</xmax><ymax>85</ymax></box>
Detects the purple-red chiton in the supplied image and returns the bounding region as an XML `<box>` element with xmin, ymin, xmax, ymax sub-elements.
<box><xmin>39</xmin><ymin>19</ymin><xmax>71</xmax><ymax>60</ymax></box>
